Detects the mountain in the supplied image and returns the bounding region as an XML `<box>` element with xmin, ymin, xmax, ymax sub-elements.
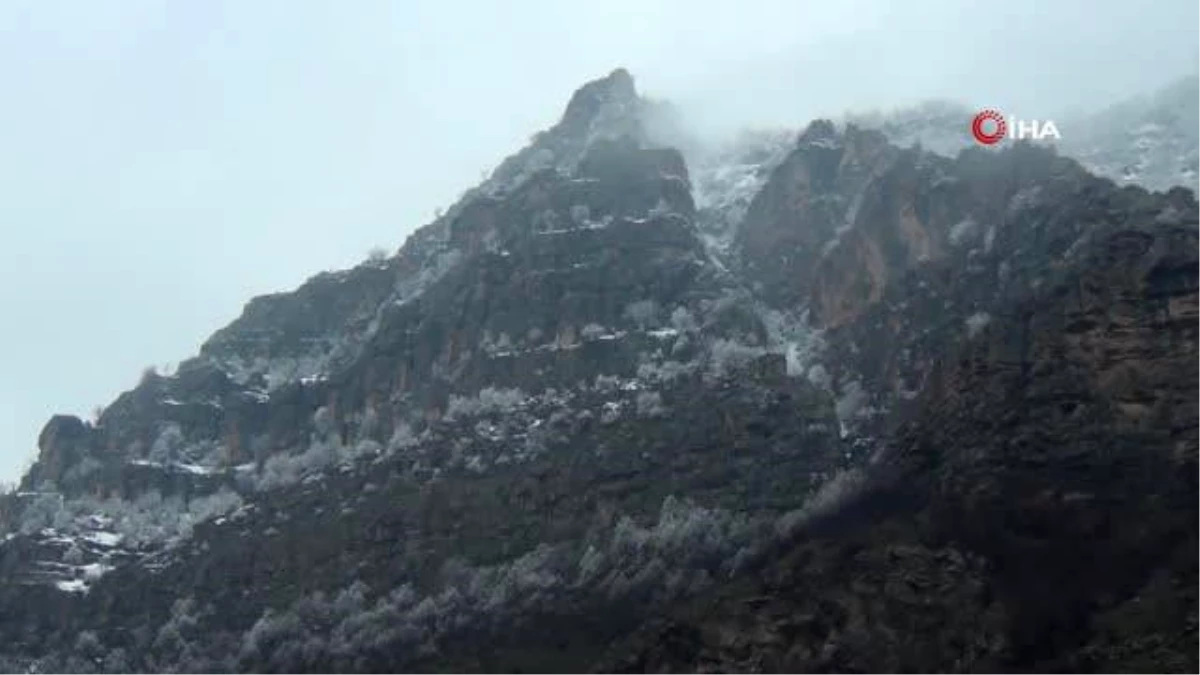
<box><xmin>845</xmin><ymin>75</ymin><xmax>1200</xmax><ymax>196</ymax></box>
<box><xmin>0</xmin><ymin>69</ymin><xmax>1195</xmax><ymax>673</ymax></box>
<box><xmin>1065</xmin><ymin>76</ymin><xmax>1200</xmax><ymax>194</ymax></box>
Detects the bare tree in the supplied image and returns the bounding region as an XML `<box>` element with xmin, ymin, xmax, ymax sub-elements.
<box><xmin>366</xmin><ymin>246</ymin><xmax>389</xmax><ymax>264</ymax></box>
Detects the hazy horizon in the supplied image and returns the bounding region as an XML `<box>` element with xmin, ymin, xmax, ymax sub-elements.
<box><xmin>1</xmin><ymin>0</ymin><xmax>1197</xmax><ymax>483</ymax></box>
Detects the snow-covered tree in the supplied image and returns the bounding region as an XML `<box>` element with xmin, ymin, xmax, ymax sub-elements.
<box><xmin>624</xmin><ymin>300</ymin><xmax>660</xmax><ymax>329</ymax></box>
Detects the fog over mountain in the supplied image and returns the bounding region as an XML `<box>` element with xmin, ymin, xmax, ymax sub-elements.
<box><xmin>0</xmin><ymin>2</ymin><xmax>1197</xmax><ymax>672</ymax></box>
<box><xmin>1</xmin><ymin>0</ymin><xmax>1197</xmax><ymax>485</ymax></box>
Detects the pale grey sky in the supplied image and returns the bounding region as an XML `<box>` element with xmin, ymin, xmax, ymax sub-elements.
<box><xmin>1</xmin><ymin>0</ymin><xmax>1196</xmax><ymax>482</ymax></box>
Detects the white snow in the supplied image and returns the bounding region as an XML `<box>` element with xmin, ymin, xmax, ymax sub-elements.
<box><xmin>806</xmin><ymin>364</ymin><xmax>831</xmax><ymax>389</ymax></box>
<box><xmin>533</xmin><ymin>341</ymin><xmax>581</xmax><ymax>353</ymax></box>
<box><xmin>81</xmin><ymin>514</ymin><xmax>113</xmax><ymax>529</ymax></box>
<box><xmin>761</xmin><ymin>308</ymin><xmax>825</xmax><ymax>378</ymax></box>
<box><xmin>805</xmin><ymin>137</ymin><xmax>841</xmax><ymax>150</ymax></box>
<box><xmin>535</xmin><ymin>220</ymin><xmax>611</xmax><ymax>236</ymax></box>
<box><xmin>834</xmin><ymin>380</ymin><xmax>871</xmax><ymax>439</ymax></box>
<box><xmin>949</xmin><ymin>218</ymin><xmax>980</xmax><ymax>247</ymax></box>
<box><xmin>81</xmin><ymin>562</ymin><xmax>114</xmax><ymax>581</ymax></box>
<box><xmin>55</xmin><ymin>579</ymin><xmax>88</xmax><ymax>593</ymax></box>
<box><xmin>130</xmin><ymin>459</ymin><xmax>218</xmax><ymax>475</ymax></box>
<box><xmin>821</xmin><ymin>190</ymin><xmax>870</xmax><ymax>259</ymax></box>
<box><xmin>1007</xmin><ymin>187</ymin><xmax>1043</xmax><ymax>216</ymax></box>
<box><xmin>1061</xmin><ymin>78</ymin><xmax>1197</xmax><ymax>193</ymax></box>
<box><xmin>82</xmin><ymin>531</ymin><xmax>123</xmax><ymax>547</ymax></box>
<box><xmin>687</xmin><ymin>128</ymin><xmax>797</xmax><ymax>264</ymax></box>
<box><xmin>175</xmin><ymin>462</ymin><xmax>217</xmax><ymax>476</ymax></box>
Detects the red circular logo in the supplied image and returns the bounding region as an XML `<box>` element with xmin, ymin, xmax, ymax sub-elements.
<box><xmin>971</xmin><ymin>109</ymin><xmax>1006</xmax><ymax>145</ymax></box>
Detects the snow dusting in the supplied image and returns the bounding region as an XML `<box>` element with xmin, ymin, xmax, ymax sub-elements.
<box><xmin>688</xmin><ymin>128</ymin><xmax>797</xmax><ymax>262</ymax></box>
<box><xmin>55</xmin><ymin>579</ymin><xmax>89</xmax><ymax>594</ymax></box>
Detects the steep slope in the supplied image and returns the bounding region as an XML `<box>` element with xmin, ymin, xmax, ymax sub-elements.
<box><xmin>0</xmin><ymin>69</ymin><xmax>1196</xmax><ymax>673</ymax></box>
<box><xmin>1065</xmin><ymin>76</ymin><xmax>1200</xmax><ymax>194</ymax></box>
<box><xmin>0</xmin><ymin>70</ymin><xmax>848</xmax><ymax>673</ymax></box>
<box><xmin>605</xmin><ymin>149</ymin><xmax>1200</xmax><ymax>673</ymax></box>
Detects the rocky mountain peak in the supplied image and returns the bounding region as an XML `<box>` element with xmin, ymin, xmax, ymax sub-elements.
<box><xmin>797</xmin><ymin>118</ymin><xmax>839</xmax><ymax>146</ymax></box>
<box><xmin>560</xmin><ymin>67</ymin><xmax>638</xmax><ymax>130</ymax></box>
<box><xmin>483</xmin><ymin>67</ymin><xmax>649</xmax><ymax>197</ymax></box>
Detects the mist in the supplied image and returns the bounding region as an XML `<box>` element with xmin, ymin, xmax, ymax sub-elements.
<box><xmin>0</xmin><ymin>0</ymin><xmax>1196</xmax><ymax>483</ymax></box>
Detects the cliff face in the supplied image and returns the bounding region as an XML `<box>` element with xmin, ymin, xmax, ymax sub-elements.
<box><xmin>0</xmin><ymin>70</ymin><xmax>1195</xmax><ymax>673</ymax></box>
<box><xmin>606</xmin><ymin>184</ymin><xmax>1199</xmax><ymax>674</ymax></box>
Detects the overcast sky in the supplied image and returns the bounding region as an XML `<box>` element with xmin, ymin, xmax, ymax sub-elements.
<box><xmin>0</xmin><ymin>0</ymin><xmax>1196</xmax><ymax>483</ymax></box>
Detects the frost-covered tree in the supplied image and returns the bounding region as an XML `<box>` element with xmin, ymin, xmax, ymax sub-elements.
<box><xmin>312</xmin><ymin>406</ymin><xmax>336</xmax><ymax>440</ymax></box>
<box><xmin>19</xmin><ymin>492</ymin><xmax>67</xmax><ymax>535</ymax></box>
<box><xmin>139</xmin><ymin>365</ymin><xmax>161</xmax><ymax>387</ymax></box>
<box><xmin>188</xmin><ymin>489</ymin><xmax>243</xmax><ymax>525</ymax></box>
<box><xmin>965</xmin><ymin>311</ymin><xmax>992</xmax><ymax>337</ymax></box>
<box><xmin>670</xmin><ymin>306</ymin><xmax>699</xmax><ymax>334</ymax></box>
<box><xmin>101</xmin><ymin>648</ymin><xmax>129</xmax><ymax>673</ymax></box>
<box><xmin>152</xmin><ymin>595</ymin><xmax>201</xmax><ymax>653</ymax></box>
<box><xmin>636</xmin><ymin>391</ymin><xmax>666</xmax><ymax>418</ymax></box>
<box><xmin>62</xmin><ymin>541</ymin><xmax>84</xmax><ymax>565</ymax></box>
<box><xmin>593</xmin><ymin>374</ymin><xmax>621</xmax><ymax>393</ymax></box>
<box><xmin>148</xmin><ymin>423</ymin><xmax>185</xmax><ymax>464</ymax></box>
<box><xmin>569</xmin><ymin>204</ymin><xmax>591</xmax><ymax>224</ymax></box>
<box><xmin>445</xmin><ymin>387</ymin><xmax>526</xmax><ymax>421</ymax></box>
<box><xmin>624</xmin><ymin>300</ymin><xmax>660</xmax><ymax>329</ymax></box>
<box><xmin>580</xmin><ymin>323</ymin><xmax>608</xmax><ymax>340</ymax></box>
<box><xmin>74</xmin><ymin>630</ymin><xmax>105</xmax><ymax>665</ymax></box>
<box><xmin>63</xmin><ymin>456</ymin><xmax>102</xmax><ymax>484</ymax></box>
<box><xmin>365</xmin><ymin>246</ymin><xmax>388</xmax><ymax>263</ymax></box>
<box><xmin>636</xmin><ymin>359</ymin><xmax>696</xmax><ymax>383</ymax></box>
<box><xmin>14</xmin><ymin>485</ymin><xmax>242</xmax><ymax>548</ymax></box>
<box><xmin>259</xmin><ymin>440</ymin><xmax>339</xmax><ymax>490</ymax></box>
<box><xmin>707</xmin><ymin>338</ymin><xmax>765</xmax><ymax>377</ymax></box>
<box><xmin>387</xmin><ymin>422</ymin><xmax>420</xmax><ymax>454</ymax></box>
<box><xmin>834</xmin><ymin>380</ymin><xmax>869</xmax><ymax>430</ymax></box>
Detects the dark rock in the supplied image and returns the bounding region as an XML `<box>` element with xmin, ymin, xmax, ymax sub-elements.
<box><xmin>25</xmin><ymin>415</ymin><xmax>93</xmax><ymax>490</ymax></box>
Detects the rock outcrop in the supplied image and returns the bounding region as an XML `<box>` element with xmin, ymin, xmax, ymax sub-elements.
<box><xmin>604</xmin><ymin>200</ymin><xmax>1199</xmax><ymax>673</ymax></box>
